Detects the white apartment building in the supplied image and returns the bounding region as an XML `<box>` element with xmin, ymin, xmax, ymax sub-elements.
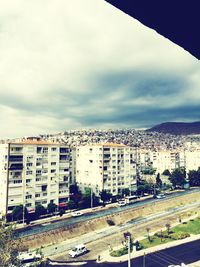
<box><xmin>0</xmin><ymin>139</ymin><xmax>74</xmax><ymax>218</ymax></box>
<box><xmin>184</xmin><ymin>150</ymin><xmax>200</xmax><ymax>173</ymax></box>
<box><xmin>150</xmin><ymin>151</ymin><xmax>180</xmax><ymax>173</ymax></box>
<box><xmin>140</xmin><ymin>149</ymin><xmax>200</xmax><ymax>175</ymax></box>
<box><xmin>76</xmin><ymin>143</ymin><xmax>137</xmax><ymax>196</ymax></box>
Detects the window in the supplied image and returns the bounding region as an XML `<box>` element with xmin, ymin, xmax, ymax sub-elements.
<box><xmin>42</xmin><ymin>185</ymin><xmax>47</xmax><ymax>191</ymax></box>
<box><xmin>26</xmin><ymin>163</ymin><xmax>33</xmax><ymax>167</ymax></box>
<box><xmin>51</xmin><ymin>147</ymin><xmax>57</xmax><ymax>151</ymax></box>
<box><xmin>43</xmin><ymin>147</ymin><xmax>48</xmax><ymax>153</ymax></box>
<box><xmin>35</xmin><ymin>193</ymin><xmax>40</xmax><ymax>198</ymax></box>
<box><xmin>51</xmin><ymin>169</ymin><xmax>56</xmax><ymax>173</ymax></box>
<box><xmin>26</xmin><ymin>195</ymin><xmax>32</xmax><ymax>199</ymax></box>
<box><xmin>13</xmin><ymin>180</ymin><xmax>22</xmax><ymax>184</ymax></box>
<box><xmin>51</xmin><ymin>162</ymin><xmax>56</xmax><ymax>166</ymax></box>
<box><xmin>26</xmin><ymin>171</ymin><xmax>32</xmax><ymax>175</ymax></box>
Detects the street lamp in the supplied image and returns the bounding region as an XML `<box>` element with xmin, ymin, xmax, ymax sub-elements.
<box><xmin>91</xmin><ymin>186</ymin><xmax>93</xmax><ymax>209</ymax></box>
<box><xmin>124</xmin><ymin>232</ymin><xmax>132</xmax><ymax>267</ymax></box>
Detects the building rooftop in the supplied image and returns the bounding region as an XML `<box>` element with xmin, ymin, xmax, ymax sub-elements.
<box><xmin>10</xmin><ymin>140</ymin><xmax>60</xmax><ymax>146</ymax></box>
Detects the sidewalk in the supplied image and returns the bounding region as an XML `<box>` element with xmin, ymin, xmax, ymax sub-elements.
<box><xmin>98</xmin><ymin>233</ymin><xmax>200</xmax><ymax>263</ymax></box>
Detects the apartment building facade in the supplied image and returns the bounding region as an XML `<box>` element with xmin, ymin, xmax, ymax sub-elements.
<box><xmin>0</xmin><ymin>140</ymin><xmax>74</xmax><ymax>217</ymax></box>
<box><xmin>76</xmin><ymin>143</ymin><xmax>137</xmax><ymax>196</ymax></box>
<box><xmin>140</xmin><ymin>149</ymin><xmax>200</xmax><ymax>175</ymax></box>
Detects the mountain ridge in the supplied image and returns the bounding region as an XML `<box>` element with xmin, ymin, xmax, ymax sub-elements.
<box><xmin>147</xmin><ymin>121</ymin><xmax>200</xmax><ymax>135</ymax></box>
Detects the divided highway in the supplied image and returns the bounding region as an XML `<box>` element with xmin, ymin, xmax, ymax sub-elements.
<box><xmin>15</xmin><ymin>189</ymin><xmax>200</xmax><ymax>239</ymax></box>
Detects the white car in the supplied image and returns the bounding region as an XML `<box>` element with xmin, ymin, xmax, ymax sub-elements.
<box><xmin>117</xmin><ymin>200</ymin><xmax>126</xmax><ymax>206</ymax></box>
<box><xmin>68</xmin><ymin>244</ymin><xmax>87</xmax><ymax>258</ymax></box>
<box><xmin>71</xmin><ymin>211</ymin><xmax>83</xmax><ymax>217</ymax></box>
<box><xmin>156</xmin><ymin>194</ymin><xmax>166</xmax><ymax>199</ymax></box>
<box><xmin>18</xmin><ymin>251</ymin><xmax>42</xmax><ymax>267</ymax></box>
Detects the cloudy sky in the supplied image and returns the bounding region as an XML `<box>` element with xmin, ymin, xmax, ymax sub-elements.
<box><xmin>0</xmin><ymin>0</ymin><xmax>199</xmax><ymax>139</ymax></box>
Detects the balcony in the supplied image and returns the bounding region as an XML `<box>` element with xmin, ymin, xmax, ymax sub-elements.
<box><xmin>60</xmin><ymin>148</ymin><xmax>70</xmax><ymax>154</ymax></box>
<box><xmin>9</xmin><ymin>155</ymin><xmax>23</xmax><ymax>162</ymax></box>
<box><xmin>59</xmin><ymin>162</ymin><xmax>70</xmax><ymax>168</ymax></box>
<box><xmin>10</xmin><ymin>147</ymin><xmax>23</xmax><ymax>154</ymax></box>
<box><xmin>9</xmin><ymin>163</ymin><xmax>23</xmax><ymax>170</ymax></box>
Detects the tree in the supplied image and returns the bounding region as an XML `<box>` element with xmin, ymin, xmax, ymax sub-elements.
<box><xmin>146</xmin><ymin>227</ymin><xmax>151</xmax><ymax>242</ymax></box>
<box><xmin>188</xmin><ymin>168</ymin><xmax>200</xmax><ymax>187</ymax></box>
<box><xmin>0</xmin><ymin>222</ymin><xmax>23</xmax><ymax>267</ymax></box>
<box><xmin>142</xmin><ymin>168</ymin><xmax>156</xmax><ymax>175</ymax></box>
<box><xmin>162</xmin><ymin>169</ymin><xmax>171</xmax><ymax>176</ymax></box>
<box><xmin>47</xmin><ymin>201</ymin><xmax>57</xmax><ymax>214</ymax></box>
<box><xmin>69</xmin><ymin>184</ymin><xmax>82</xmax><ymax>206</ymax></box>
<box><xmin>67</xmin><ymin>200</ymin><xmax>77</xmax><ymax>210</ymax></box>
<box><xmin>165</xmin><ymin>223</ymin><xmax>171</xmax><ymax>235</ymax></box>
<box><xmin>121</xmin><ymin>188</ymin><xmax>130</xmax><ymax>197</ymax></box>
<box><xmin>12</xmin><ymin>205</ymin><xmax>29</xmax><ymax>222</ymax></box>
<box><xmin>35</xmin><ymin>204</ymin><xmax>46</xmax><ymax>219</ymax></box>
<box><xmin>81</xmin><ymin>188</ymin><xmax>93</xmax><ymax>208</ymax></box>
<box><xmin>169</xmin><ymin>168</ymin><xmax>186</xmax><ymax>188</ymax></box>
<box><xmin>70</xmin><ymin>184</ymin><xmax>80</xmax><ymax>194</ymax></box>
<box><xmin>156</xmin><ymin>173</ymin><xmax>162</xmax><ymax>188</ymax></box>
<box><xmin>100</xmin><ymin>190</ymin><xmax>112</xmax><ymax>203</ymax></box>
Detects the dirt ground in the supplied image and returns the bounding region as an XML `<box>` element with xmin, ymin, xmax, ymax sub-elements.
<box><xmin>51</xmin><ymin>207</ymin><xmax>199</xmax><ymax>262</ymax></box>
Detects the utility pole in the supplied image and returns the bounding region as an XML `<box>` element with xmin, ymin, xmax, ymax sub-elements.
<box><xmin>22</xmin><ymin>176</ymin><xmax>25</xmax><ymax>226</ymax></box>
<box><xmin>91</xmin><ymin>187</ymin><xmax>93</xmax><ymax>209</ymax></box>
<box><xmin>127</xmin><ymin>235</ymin><xmax>131</xmax><ymax>267</ymax></box>
<box><xmin>143</xmin><ymin>252</ymin><xmax>146</xmax><ymax>267</ymax></box>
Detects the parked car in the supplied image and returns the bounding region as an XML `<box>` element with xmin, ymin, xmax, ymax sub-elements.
<box><xmin>71</xmin><ymin>211</ymin><xmax>83</xmax><ymax>217</ymax></box>
<box><xmin>155</xmin><ymin>194</ymin><xmax>166</xmax><ymax>199</ymax></box>
<box><xmin>117</xmin><ymin>200</ymin><xmax>126</xmax><ymax>206</ymax></box>
<box><xmin>17</xmin><ymin>251</ymin><xmax>42</xmax><ymax>267</ymax></box>
<box><xmin>68</xmin><ymin>244</ymin><xmax>87</xmax><ymax>258</ymax></box>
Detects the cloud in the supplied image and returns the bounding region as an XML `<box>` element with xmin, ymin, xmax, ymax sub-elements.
<box><xmin>0</xmin><ymin>0</ymin><xmax>199</xmax><ymax>138</ymax></box>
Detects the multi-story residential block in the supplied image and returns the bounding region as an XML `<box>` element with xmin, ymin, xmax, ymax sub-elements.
<box><xmin>184</xmin><ymin>150</ymin><xmax>200</xmax><ymax>173</ymax></box>
<box><xmin>140</xmin><ymin>149</ymin><xmax>200</xmax><ymax>176</ymax></box>
<box><xmin>150</xmin><ymin>151</ymin><xmax>180</xmax><ymax>173</ymax></box>
<box><xmin>76</xmin><ymin>143</ymin><xmax>137</xmax><ymax>196</ymax></box>
<box><xmin>0</xmin><ymin>139</ymin><xmax>74</xmax><ymax>218</ymax></box>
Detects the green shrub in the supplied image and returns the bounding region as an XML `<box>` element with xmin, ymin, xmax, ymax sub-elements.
<box><xmin>110</xmin><ymin>247</ymin><xmax>128</xmax><ymax>257</ymax></box>
<box><xmin>170</xmin><ymin>232</ymin><xmax>190</xmax><ymax>240</ymax></box>
<box><xmin>154</xmin><ymin>232</ymin><xmax>170</xmax><ymax>238</ymax></box>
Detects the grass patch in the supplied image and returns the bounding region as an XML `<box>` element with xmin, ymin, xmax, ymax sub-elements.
<box><xmin>173</xmin><ymin>217</ymin><xmax>200</xmax><ymax>235</ymax></box>
<box><xmin>139</xmin><ymin>236</ymin><xmax>171</xmax><ymax>249</ymax></box>
<box><xmin>110</xmin><ymin>217</ymin><xmax>200</xmax><ymax>257</ymax></box>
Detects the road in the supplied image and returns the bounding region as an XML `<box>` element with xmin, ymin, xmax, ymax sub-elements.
<box><xmin>47</xmin><ymin>238</ymin><xmax>200</xmax><ymax>267</ymax></box>
<box><xmin>42</xmin><ymin>200</ymin><xmax>200</xmax><ymax>257</ymax></box>
<box><xmin>15</xmin><ymin>188</ymin><xmax>200</xmax><ymax>238</ymax></box>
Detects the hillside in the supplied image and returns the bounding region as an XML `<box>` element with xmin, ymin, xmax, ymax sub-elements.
<box><xmin>147</xmin><ymin>121</ymin><xmax>200</xmax><ymax>135</ymax></box>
